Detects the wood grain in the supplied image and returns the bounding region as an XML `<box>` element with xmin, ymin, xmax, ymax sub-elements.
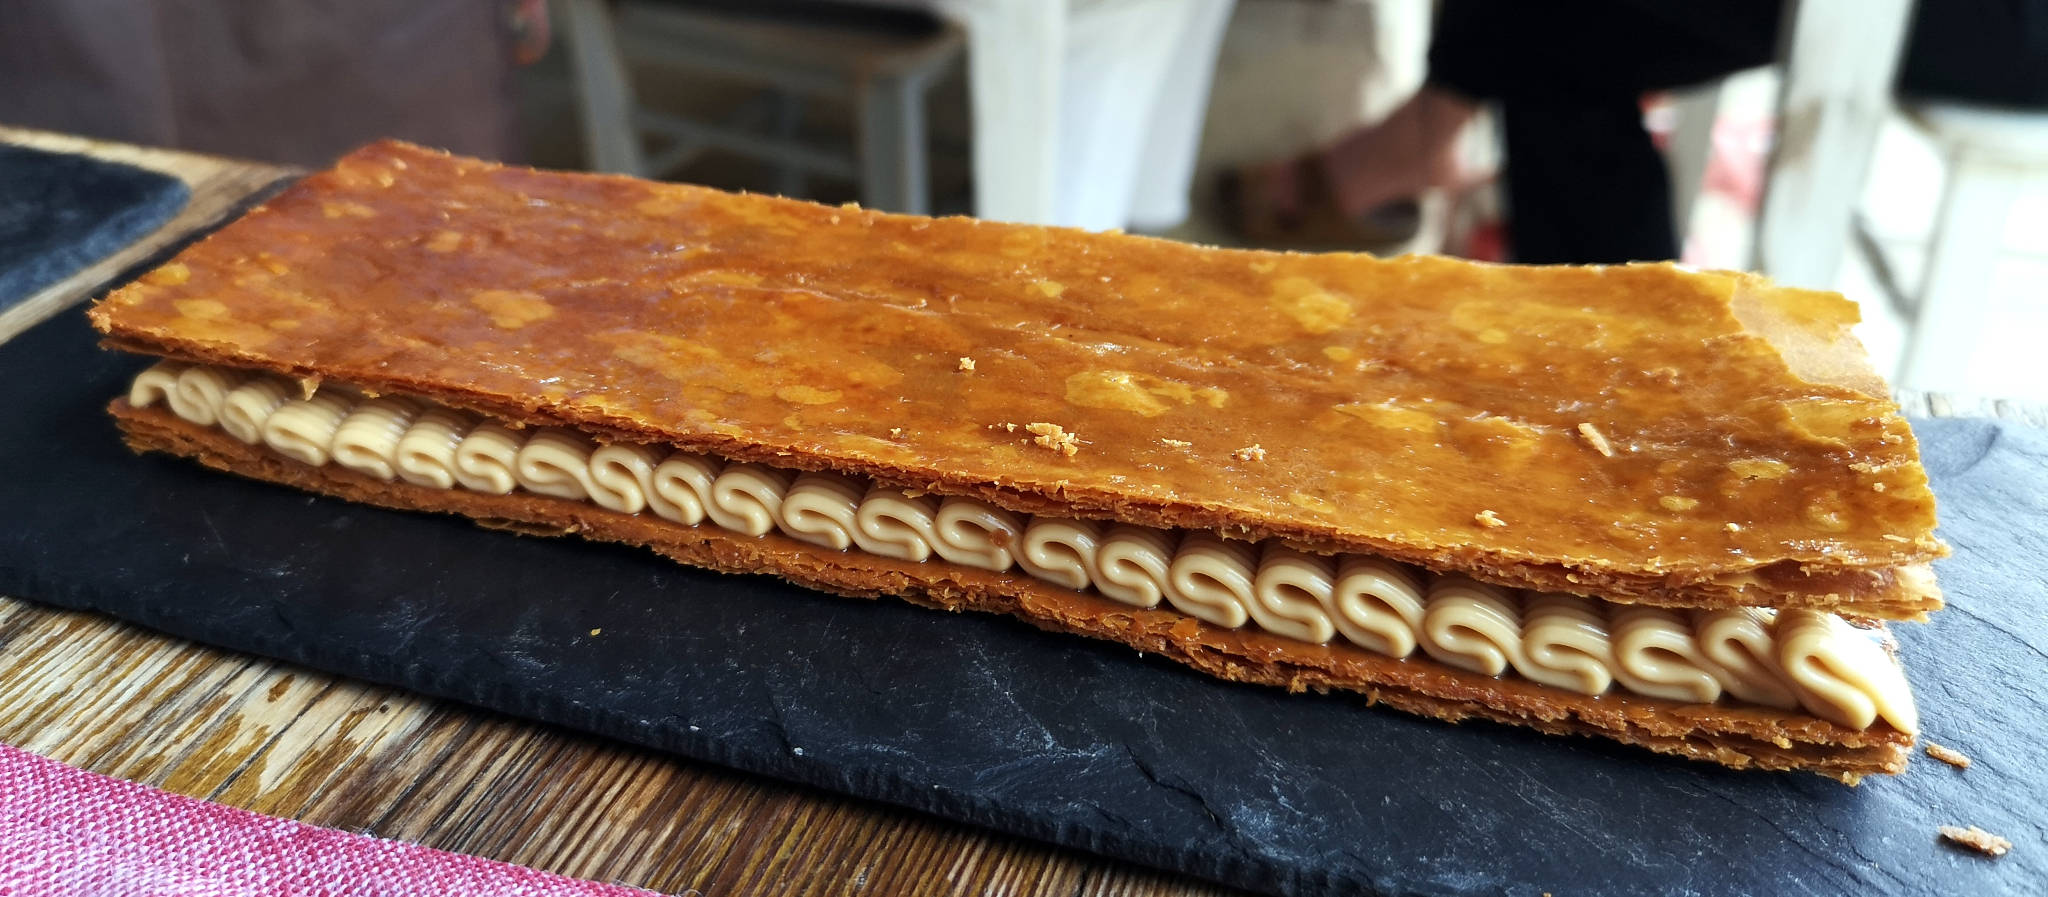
<box><xmin>0</xmin><ymin>600</ymin><xmax>1227</xmax><ymax>896</ymax></box>
<box><xmin>1</xmin><ymin>130</ymin><xmax>2040</xmax><ymax>897</ymax></box>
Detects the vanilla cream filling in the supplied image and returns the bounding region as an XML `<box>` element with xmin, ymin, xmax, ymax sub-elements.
<box><xmin>128</xmin><ymin>361</ymin><xmax>1919</xmax><ymax>732</ymax></box>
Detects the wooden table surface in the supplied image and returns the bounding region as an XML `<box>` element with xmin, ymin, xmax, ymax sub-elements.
<box><xmin>1</xmin><ymin>129</ymin><xmax>2040</xmax><ymax>897</ymax></box>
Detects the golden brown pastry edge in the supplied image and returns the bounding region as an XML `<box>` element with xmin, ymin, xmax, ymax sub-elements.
<box><xmin>91</xmin><ymin>335</ymin><xmax>1943</xmax><ymax>622</ymax></box>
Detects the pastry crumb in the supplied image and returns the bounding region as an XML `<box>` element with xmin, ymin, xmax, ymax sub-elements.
<box><xmin>888</xmin><ymin>427</ymin><xmax>904</xmax><ymax>438</ymax></box>
<box><xmin>1872</xmin><ymin>482</ymin><xmax>1887</xmax><ymax>492</ymax></box>
<box><xmin>1231</xmin><ymin>444</ymin><xmax>1267</xmax><ymax>462</ymax></box>
<box><xmin>1926</xmin><ymin>742</ymin><xmax>1972</xmax><ymax>769</ymax></box>
<box><xmin>1577</xmin><ymin>422</ymin><xmax>1615</xmax><ymax>457</ymax></box>
<box><xmin>987</xmin><ymin>421</ymin><xmax>1018</xmax><ymax>433</ymax></box>
<box><xmin>957</xmin><ymin>356</ymin><xmax>976</xmax><ymax>372</ymax></box>
<box><xmin>1475</xmin><ymin>509</ymin><xmax>1506</xmax><ymax>528</ymax></box>
<box><xmin>1161</xmin><ymin>438</ymin><xmax>1192</xmax><ymax>448</ymax></box>
<box><xmin>1026</xmin><ymin>422</ymin><xmax>1081</xmax><ymax>457</ymax></box>
<box><xmin>1939</xmin><ymin>825</ymin><xmax>2010</xmax><ymax>857</ymax></box>
<box><xmin>1725</xmin><ymin>522</ymin><xmax>1743</xmax><ymax>533</ymax></box>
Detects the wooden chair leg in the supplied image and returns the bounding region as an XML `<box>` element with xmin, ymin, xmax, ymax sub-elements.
<box><xmin>933</xmin><ymin>0</ymin><xmax>1065</xmax><ymax>224</ymax></box>
<box><xmin>1666</xmin><ymin>82</ymin><xmax>1723</xmax><ymax>243</ymax></box>
<box><xmin>556</xmin><ymin>0</ymin><xmax>646</xmax><ymax>176</ymax></box>
<box><xmin>1897</xmin><ymin>147</ymin><xmax>2021</xmax><ymax>390</ymax></box>
<box><xmin>1751</xmin><ymin>0</ymin><xmax>1913</xmax><ymax>288</ymax></box>
<box><xmin>857</xmin><ymin>76</ymin><xmax>927</xmax><ymax>214</ymax></box>
<box><xmin>773</xmin><ymin>93</ymin><xmax>807</xmax><ymax>199</ymax></box>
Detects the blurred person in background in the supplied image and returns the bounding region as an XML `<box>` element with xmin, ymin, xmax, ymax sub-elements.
<box><xmin>0</xmin><ymin>0</ymin><xmax>549</xmax><ymax>166</ymax></box>
<box><xmin>1231</xmin><ymin>0</ymin><xmax>2048</xmax><ymax>265</ymax></box>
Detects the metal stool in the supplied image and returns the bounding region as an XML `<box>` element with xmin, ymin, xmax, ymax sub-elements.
<box><xmin>556</xmin><ymin>0</ymin><xmax>963</xmax><ymax>214</ymax></box>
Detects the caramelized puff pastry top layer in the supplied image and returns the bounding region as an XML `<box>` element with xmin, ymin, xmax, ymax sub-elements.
<box><xmin>90</xmin><ymin>141</ymin><xmax>1943</xmax><ymax>611</ymax></box>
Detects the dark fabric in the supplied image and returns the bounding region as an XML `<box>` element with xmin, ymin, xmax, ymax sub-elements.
<box><xmin>1497</xmin><ymin>98</ymin><xmax>1682</xmax><ymax>264</ymax></box>
<box><xmin>2</xmin><ymin>287</ymin><xmax>2046</xmax><ymax>893</ymax></box>
<box><xmin>1898</xmin><ymin>0</ymin><xmax>2048</xmax><ymax>108</ymax></box>
<box><xmin>1425</xmin><ymin>0</ymin><xmax>2048</xmax><ymax>263</ymax></box>
<box><xmin>1428</xmin><ymin>0</ymin><xmax>1780</xmax><ymax>264</ymax></box>
<box><xmin>1427</xmin><ymin>0</ymin><xmax>1782</xmax><ymax>104</ymax></box>
<box><xmin>0</xmin><ymin>146</ymin><xmax>188</xmax><ymax>308</ymax></box>
<box><xmin>666</xmin><ymin>0</ymin><xmax>944</xmax><ymax>36</ymax></box>
<box><xmin>0</xmin><ymin>0</ymin><xmax>520</xmax><ymax>167</ymax></box>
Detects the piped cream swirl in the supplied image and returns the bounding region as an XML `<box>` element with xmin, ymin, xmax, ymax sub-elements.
<box><xmin>778</xmin><ymin>471</ymin><xmax>865</xmax><ymax>550</ymax></box>
<box><xmin>1776</xmin><ymin>610</ymin><xmax>1918</xmax><ymax>734</ymax></box>
<box><xmin>219</xmin><ymin>378</ymin><xmax>294</xmax><ymax>445</ymax></box>
<box><xmin>125</xmin><ymin>363</ymin><xmax>1922</xmax><ymax>729</ymax></box>
<box><xmin>1421</xmin><ymin>577</ymin><xmax>1523</xmax><ymax>676</ymax></box>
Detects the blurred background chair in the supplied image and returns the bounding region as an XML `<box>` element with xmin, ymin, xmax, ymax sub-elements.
<box><xmin>1667</xmin><ymin>0</ymin><xmax>2048</xmax><ymax>392</ymax></box>
<box><xmin>1892</xmin><ymin>103</ymin><xmax>2048</xmax><ymax>390</ymax></box>
<box><xmin>556</xmin><ymin>0</ymin><xmax>1234</xmax><ymax>228</ymax></box>
<box><xmin>928</xmin><ymin>0</ymin><xmax>1236</xmax><ymax>230</ymax></box>
<box><xmin>1667</xmin><ymin>0</ymin><xmax>1913</xmax><ymax>291</ymax></box>
<box><xmin>557</xmin><ymin>0</ymin><xmax>962</xmax><ymax>215</ymax></box>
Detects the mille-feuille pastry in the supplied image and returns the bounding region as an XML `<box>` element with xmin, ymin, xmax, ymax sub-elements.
<box><xmin>91</xmin><ymin>141</ymin><xmax>1946</xmax><ymax>782</ymax></box>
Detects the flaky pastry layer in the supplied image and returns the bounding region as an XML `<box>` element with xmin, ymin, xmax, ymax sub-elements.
<box><xmin>113</xmin><ymin>400</ymin><xmax>1912</xmax><ymax>781</ymax></box>
<box><xmin>126</xmin><ymin>360</ymin><xmax>1925</xmax><ymax>726</ymax></box>
<box><xmin>90</xmin><ymin>141</ymin><xmax>1944</xmax><ymax>619</ymax></box>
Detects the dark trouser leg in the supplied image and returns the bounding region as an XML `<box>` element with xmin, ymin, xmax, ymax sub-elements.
<box><xmin>1897</xmin><ymin>0</ymin><xmax>2048</xmax><ymax>108</ymax></box>
<box><xmin>1501</xmin><ymin>97</ymin><xmax>1678</xmax><ymax>264</ymax></box>
<box><xmin>1427</xmin><ymin>0</ymin><xmax>1781</xmax><ymax>264</ymax></box>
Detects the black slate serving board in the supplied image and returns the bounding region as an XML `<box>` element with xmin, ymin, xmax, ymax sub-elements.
<box><xmin>1</xmin><ymin>305</ymin><xmax>2044</xmax><ymax>897</ymax></box>
<box><xmin>0</xmin><ymin>145</ymin><xmax>188</xmax><ymax>308</ymax></box>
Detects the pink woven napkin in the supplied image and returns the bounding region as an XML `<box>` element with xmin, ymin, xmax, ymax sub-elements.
<box><xmin>0</xmin><ymin>741</ymin><xmax>663</xmax><ymax>896</ymax></box>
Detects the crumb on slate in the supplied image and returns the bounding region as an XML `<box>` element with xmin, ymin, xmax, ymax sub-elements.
<box><xmin>1475</xmin><ymin>509</ymin><xmax>1506</xmax><ymax>528</ymax></box>
<box><xmin>1026</xmin><ymin>422</ymin><xmax>1080</xmax><ymax>457</ymax></box>
<box><xmin>1939</xmin><ymin>825</ymin><xmax>2010</xmax><ymax>857</ymax></box>
<box><xmin>588</xmin><ymin>628</ymin><xmax>602</xmax><ymax>636</ymax></box>
<box><xmin>1231</xmin><ymin>444</ymin><xmax>1266</xmax><ymax>462</ymax></box>
<box><xmin>958</xmin><ymin>356</ymin><xmax>976</xmax><ymax>372</ymax></box>
<box><xmin>1926</xmin><ymin>742</ymin><xmax>1972</xmax><ymax>769</ymax></box>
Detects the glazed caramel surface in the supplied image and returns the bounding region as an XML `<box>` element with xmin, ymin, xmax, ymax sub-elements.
<box><xmin>94</xmin><ymin>141</ymin><xmax>1940</xmax><ymax>578</ymax></box>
